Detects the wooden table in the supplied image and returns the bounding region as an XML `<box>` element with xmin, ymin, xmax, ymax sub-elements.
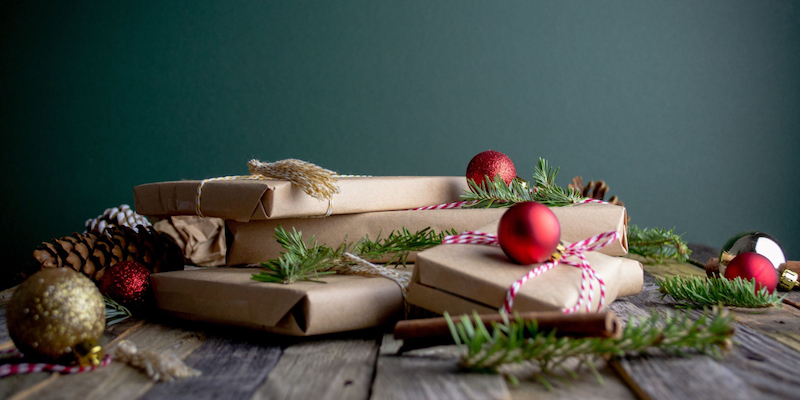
<box><xmin>2</xmin><ymin>245</ymin><xmax>800</xmax><ymax>400</ymax></box>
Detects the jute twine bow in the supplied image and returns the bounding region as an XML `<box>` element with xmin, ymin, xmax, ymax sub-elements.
<box><xmin>441</xmin><ymin>230</ymin><xmax>619</xmax><ymax>314</ymax></box>
<box><xmin>247</xmin><ymin>159</ymin><xmax>340</xmax><ymax>202</ymax></box>
<box><xmin>196</xmin><ymin>159</ymin><xmax>341</xmax><ymax>218</ymax></box>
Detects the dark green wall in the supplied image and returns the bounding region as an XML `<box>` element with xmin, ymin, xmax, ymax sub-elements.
<box><xmin>3</xmin><ymin>1</ymin><xmax>799</xmax><ymax>284</ymax></box>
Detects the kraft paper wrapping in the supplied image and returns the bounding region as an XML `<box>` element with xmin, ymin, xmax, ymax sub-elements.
<box><xmin>134</xmin><ymin>176</ymin><xmax>468</xmax><ymax>222</ymax></box>
<box><xmin>154</xmin><ymin>216</ymin><xmax>227</xmax><ymax>267</ymax></box>
<box><xmin>151</xmin><ymin>268</ymin><xmax>406</xmax><ymax>336</ymax></box>
<box><xmin>406</xmin><ymin>223</ymin><xmax>642</xmax><ymax>315</ymax></box>
<box><xmin>226</xmin><ymin>202</ymin><xmax>628</xmax><ymax>265</ymax></box>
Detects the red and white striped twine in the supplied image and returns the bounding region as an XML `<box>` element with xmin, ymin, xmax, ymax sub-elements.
<box><xmin>441</xmin><ymin>230</ymin><xmax>618</xmax><ymax>314</ymax></box>
<box><xmin>0</xmin><ymin>353</ymin><xmax>112</xmax><ymax>377</ymax></box>
<box><xmin>411</xmin><ymin>197</ymin><xmax>608</xmax><ymax>211</ymax></box>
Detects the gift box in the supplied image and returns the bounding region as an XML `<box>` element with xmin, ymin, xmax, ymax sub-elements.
<box><xmin>226</xmin><ymin>202</ymin><xmax>628</xmax><ymax>265</ymax></box>
<box><xmin>150</xmin><ymin>267</ymin><xmax>406</xmax><ymax>336</ymax></box>
<box><xmin>406</xmin><ymin>223</ymin><xmax>642</xmax><ymax>315</ymax></box>
<box><xmin>134</xmin><ymin>176</ymin><xmax>468</xmax><ymax>222</ymax></box>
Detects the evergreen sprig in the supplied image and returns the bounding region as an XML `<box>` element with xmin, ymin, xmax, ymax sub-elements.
<box><xmin>445</xmin><ymin>307</ymin><xmax>734</xmax><ymax>388</ymax></box>
<box><xmin>252</xmin><ymin>226</ymin><xmax>456</xmax><ymax>284</ymax></box>
<box><xmin>656</xmin><ymin>275</ymin><xmax>784</xmax><ymax>308</ymax></box>
<box><xmin>462</xmin><ymin>158</ymin><xmax>585</xmax><ymax>208</ymax></box>
<box><xmin>627</xmin><ymin>225</ymin><xmax>691</xmax><ymax>264</ymax></box>
<box><xmin>104</xmin><ymin>295</ymin><xmax>133</xmax><ymax>326</ymax></box>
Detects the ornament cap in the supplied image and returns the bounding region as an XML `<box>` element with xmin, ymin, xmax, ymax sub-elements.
<box><xmin>550</xmin><ymin>243</ymin><xmax>566</xmax><ymax>262</ymax></box>
<box><xmin>779</xmin><ymin>269</ymin><xmax>799</xmax><ymax>291</ymax></box>
<box><xmin>73</xmin><ymin>339</ymin><xmax>104</xmax><ymax>367</ymax></box>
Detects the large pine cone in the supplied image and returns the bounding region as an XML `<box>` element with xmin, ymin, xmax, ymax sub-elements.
<box><xmin>31</xmin><ymin>225</ymin><xmax>184</xmax><ymax>282</ymax></box>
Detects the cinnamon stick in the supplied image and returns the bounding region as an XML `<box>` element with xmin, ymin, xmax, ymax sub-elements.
<box><xmin>394</xmin><ymin>311</ymin><xmax>621</xmax><ymax>353</ymax></box>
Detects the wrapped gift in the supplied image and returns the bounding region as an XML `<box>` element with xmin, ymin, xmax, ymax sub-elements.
<box><xmin>227</xmin><ymin>202</ymin><xmax>628</xmax><ymax>265</ymax></box>
<box><xmin>406</xmin><ymin>223</ymin><xmax>642</xmax><ymax>315</ymax></box>
<box><xmin>151</xmin><ymin>267</ymin><xmax>406</xmax><ymax>336</ymax></box>
<box><xmin>135</xmin><ymin>176</ymin><xmax>468</xmax><ymax>222</ymax></box>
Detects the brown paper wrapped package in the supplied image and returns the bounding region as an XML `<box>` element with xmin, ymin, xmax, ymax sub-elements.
<box><xmin>227</xmin><ymin>202</ymin><xmax>628</xmax><ymax>265</ymax></box>
<box><xmin>134</xmin><ymin>176</ymin><xmax>468</xmax><ymax>222</ymax></box>
<box><xmin>406</xmin><ymin>223</ymin><xmax>642</xmax><ymax>315</ymax></box>
<box><xmin>151</xmin><ymin>268</ymin><xmax>406</xmax><ymax>336</ymax></box>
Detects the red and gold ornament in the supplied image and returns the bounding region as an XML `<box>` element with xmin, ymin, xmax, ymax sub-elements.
<box><xmin>497</xmin><ymin>202</ymin><xmax>561</xmax><ymax>264</ymax></box>
<box><xmin>724</xmin><ymin>252</ymin><xmax>778</xmax><ymax>293</ymax></box>
<box><xmin>466</xmin><ymin>150</ymin><xmax>516</xmax><ymax>186</ymax></box>
<box><xmin>98</xmin><ymin>260</ymin><xmax>153</xmax><ymax>310</ymax></box>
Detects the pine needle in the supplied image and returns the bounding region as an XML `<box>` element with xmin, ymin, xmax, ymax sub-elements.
<box><xmin>656</xmin><ymin>275</ymin><xmax>784</xmax><ymax>308</ymax></box>
<box><xmin>628</xmin><ymin>225</ymin><xmax>691</xmax><ymax>264</ymax></box>
<box><xmin>462</xmin><ymin>158</ymin><xmax>585</xmax><ymax>208</ymax></box>
<box><xmin>251</xmin><ymin>226</ymin><xmax>456</xmax><ymax>284</ymax></box>
<box><xmin>445</xmin><ymin>307</ymin><xmax>735</xmax><ymax>387</ymax></box>
<box><xmin>104</xmin><ymin>295</ymin><xmax>133</xmax><ymax>326</ymax></box>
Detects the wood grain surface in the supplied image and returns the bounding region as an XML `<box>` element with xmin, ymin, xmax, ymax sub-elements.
<box><xmin>1</xmin><ymin>250</ymin><xmax>800</xmax><ymax>400</ymax></box>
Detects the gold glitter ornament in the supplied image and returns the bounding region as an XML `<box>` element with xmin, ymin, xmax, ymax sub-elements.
<box><xmin>7</xmin><ymin>268</ymin><xmax>105</xmax><ymax>362</ymax></box>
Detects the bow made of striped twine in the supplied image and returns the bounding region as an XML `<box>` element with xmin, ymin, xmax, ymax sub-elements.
<box><xmin>441</xmin><ymin>230</ymin><xmax>619</xmax><ymax>314</ymax></box>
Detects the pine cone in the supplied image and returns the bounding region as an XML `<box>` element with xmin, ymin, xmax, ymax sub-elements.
<box><xmin>85</xmin><ymin>204</ymin><xmax>151</xmax><ymax>234</ymax></box>
<box><xmin>569</xmin><ymin>176</ymin><xmax>624</xmax><ymax>207</ymax></box>
<box><xmin>31</xmin><ymin>225</ymin><xmax>184</xmax><ymax>282</ymax></box>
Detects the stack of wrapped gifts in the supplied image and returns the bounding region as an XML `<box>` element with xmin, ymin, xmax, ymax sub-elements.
<box><xmin>134</xmin><ymin>167</ymin><xmax>642</xmax><ymax>336</ymax></box>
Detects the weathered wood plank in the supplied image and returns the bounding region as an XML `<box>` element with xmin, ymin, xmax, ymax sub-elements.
<box><xmin>371</xmin><ymin>333</ymin><xmax>511</xmax><ymax>400</ymax></box>
<box><xmin>614</xmin><ymin>353</ymin><xmax>763</xmax><ymax>400</ymax></box>
<box><xmin>139</xmin><ymin>326</ymin><xmax>283</xmax><ymax>400</ymax></box>
<box><xmin>11</xmin><ymin>316</ymin><xmax>206</xmax><ymax>400</ymax></box>
<box><xmin>506</xmin><ymin>357</ymin><xmax>637</xmax><ymax>400</ymax></box>
<box><xmin>252</xmin><ymin>330</ymin><xmax>382</xmax><ymax>400</ymax></box>
<box><xmin>610</xmin><ymin>268</ymin><xmax>800</xmax><ymax>400</ymax></box>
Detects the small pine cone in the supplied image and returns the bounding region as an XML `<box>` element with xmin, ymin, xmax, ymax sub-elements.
<box><xmin>85</xmin><ymin>204</ymin><xmax>151</xmax><ymax>235</ymax></box>
<box><xmin>32</xmin><ymin>225</ymin><xmax>184</xmax><ymax>282</ymax></box>
<box><xmin>569</xmin><ymin>176</ymin><xmax>624</xmax><ymax>207</ymax></box>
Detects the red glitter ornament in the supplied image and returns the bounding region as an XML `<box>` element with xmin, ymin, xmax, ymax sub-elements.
<box><xmin>724</xmin><ymin>252</ymin><xmax>778</xmax><ymax>293</ymax></box>
<box><xmin>466</xmin><ymin>150</ymin><xmax>516</xmax><ymax>186</ymax></box>
<box><xmin>497</xmin><ymin>202</ymin><xmax>561</xmax><ymax>264</ymax></box>
<box><xmin>98</xmin><ymin>260</ymin><xmax>153</xmax><ymax>310</ymax></box>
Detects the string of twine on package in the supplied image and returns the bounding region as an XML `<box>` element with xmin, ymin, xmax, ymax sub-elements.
<box><xmin>196</xmin><ymin>159</ymin><xmax>371</xmax><ymax>219</ymax></box>
<box><xmin>441</xmin><ymin>230</ymin><xmax>619</xmax><ymax>314</ymax></box>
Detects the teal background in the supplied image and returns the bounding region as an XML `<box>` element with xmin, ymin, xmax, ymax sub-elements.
<box><xmin>2</xmin><ymin>1</ymin><xmax>799</xmax><ymax>285</ymax></box>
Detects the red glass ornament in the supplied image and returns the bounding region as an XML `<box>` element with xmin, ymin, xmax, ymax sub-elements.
<box><xmin>497</xmin><ymin>202</ymin><xmax>561</xmax><ymax>264</ymax></box>
<box><xmin>724</xmin><ymin>252</ymin><xmax>778</xmax><ymax>293</ymax></box>
<box><xmin>466</xmin><ymin>150</ymin><xmax>516</xmax><ymax>186</ymax></box>
<box><xmin>98</xmin><ymin>260</ymin><xmax>153</xmax><ymax>310</ymax></box>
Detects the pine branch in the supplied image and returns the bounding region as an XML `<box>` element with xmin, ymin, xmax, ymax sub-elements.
<box><xmin>104</xmin><ymin>295</ymin><xmax>133</xmax><ymax>326</ymax></box>
<box><xmin>251</xmin><ymin>226</ymin><xmax>456</xmax><ymax>284</ymax></box>
<box><xmin>461</xmin><ymin>158</ymin><xmax>585</xmax><ymax>209</ymax></box>
<box><xmin>627</xmin><ymin>225</ymin><xmax>691</xmax><ymax>264</ymax></box>
<box><xmin>656</xmin><ymin>275</ymin><xmax>784</xmax><ymax>308</ymax></box>
<box><xmin>445</xmin><ymin>307</ymin><xmax>734</xmax><ymax>386</ymax></box>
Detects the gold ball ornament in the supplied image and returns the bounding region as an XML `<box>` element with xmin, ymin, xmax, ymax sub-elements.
<box><xmin>7</xmin><ymin>268</ymin><xmax>105</xmax><ymax>362</ymax></box>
